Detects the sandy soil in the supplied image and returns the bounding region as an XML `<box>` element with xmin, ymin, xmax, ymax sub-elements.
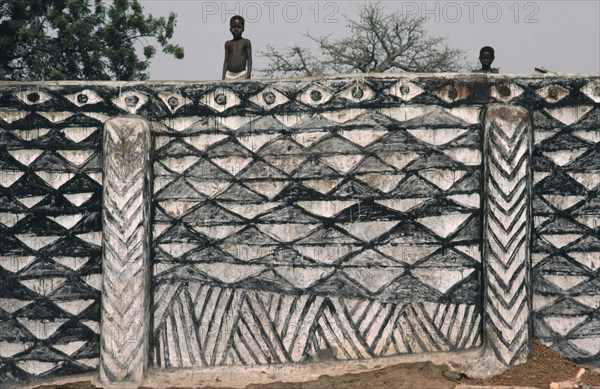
<box><xmin>32</xmin><ymin>342</ymin><xmax>600</xmax><ymax>389</ymax></box>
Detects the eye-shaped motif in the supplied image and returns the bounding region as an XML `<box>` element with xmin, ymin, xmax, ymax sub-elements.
<box><xmin>490</xmin><ymin>82</ymin><xmax>524</xmax><ymax>102</ymax></box>
<box><xmin>112</xmin><ymin>91</ymin><xmax>149</xmax><ymax>114</ymax></box>
<box><xmin>158</xmin><ymin>92</ymin><xmax>191</xmax><ymax>114</ymax></box>
<box><xmin>298</xmin><ymin>84</ymin><xmax>333</xmax><ymax>107</ymax></box>
<box><xmin>199</xmin><ymin>88</ymin><xmax>241</xmax><ymax>112</ymax></box>
<box><xmin>339</xmin><ymin>83</ymin><xmax>375</xmax><ymax>103</ymax></box>
<box><xmin>434</xmin><ymin>83</ymin><xmax>471</xmax><ymax>103</ymax></box>
<box><xmin>536</xmin><ymin>84</ymin><xmax>569</xmax><ymax>103</ymax></box>
<box><xmin>64</xmin><ymin>89</ymin><xmax>105</xmax><ymax>107</ymax></box>
<box><xmin>249</xmin><ymin>87</ymin><xmax>289</xmax><ymax>110</ymax></box>
<box><xmin>385</xmin><ymin>80</ymin><xmax>425</xmax><ymax>101</ymax></box>
<box><xmin>14</xmin><ymin>90</ymin><xmax>53</xmax><ymax>105</ymax></box>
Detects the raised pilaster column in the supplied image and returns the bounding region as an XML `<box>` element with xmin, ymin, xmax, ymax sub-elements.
<box><xmin>99</xmin><ymin>117</ymin><xmax>152</xmax><ymax>383</ymax></box>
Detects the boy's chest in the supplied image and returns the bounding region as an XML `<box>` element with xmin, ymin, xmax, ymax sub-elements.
<box><xmin>229</xmin><ymin>40</ymin><xmax>248</xmax><ymax>52</ymax></box>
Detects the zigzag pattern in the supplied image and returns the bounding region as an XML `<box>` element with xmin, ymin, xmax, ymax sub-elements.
<box><xmin>100</xmin><ymin>118</ymin><xmax>151</xmax><ymax>382</ymax></box>
<box><xmin>483</xmin><ymin>105</ymin><xmax>532</xmax><ymax>366</ymax></box>
<box><xmin>151</xmin><ymin>281</ymin><xmax>481</xmax><ymax>367</ymax></box>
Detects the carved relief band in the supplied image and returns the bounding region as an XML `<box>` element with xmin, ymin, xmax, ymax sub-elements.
<box><xmin>100</xmin><ymin>118</ymin><xmax>152</xmax><ymax>382</ymax></box>
<box><xmin>483</xmin><ymin>105</ymin><xmax>532</xmax><ymax>368</ymax></box>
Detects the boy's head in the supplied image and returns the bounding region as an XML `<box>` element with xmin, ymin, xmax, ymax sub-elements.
<box><xmin>230</xmin><ymin>15</ymin><xmax>245</xmax><ymax>37</ymax></box>
<box><xmin>479</xmin><ymin>46</ymin><xmax>495</xmax><ymax>69</ymax></box>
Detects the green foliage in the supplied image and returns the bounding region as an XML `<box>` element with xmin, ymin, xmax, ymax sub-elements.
<box><xmin>260</xmin><ymin>2</ymin><xmax>466</xmax><ymax>77</ymax></box>
<box><xmin>0</xmin><ymin>0</ymin><xmax>184</xmax><ymax>80</ymax></box>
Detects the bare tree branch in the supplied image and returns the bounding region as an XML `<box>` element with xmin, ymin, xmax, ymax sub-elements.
<box><xmin>258</xmin><ymin>2</ymin><xmax>466</xmax><ymax>77</ymax></box>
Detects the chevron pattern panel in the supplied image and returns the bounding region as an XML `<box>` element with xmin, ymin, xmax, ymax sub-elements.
<box><xmin>0</xmin><ymin>89</ymin><xmax>104</xmax><ymax>382</ymax></box>
<box><xmin>100</xmin><ymin>118</ymin><xmax>152</xmax><ymax>382</ymax></box>
<box><xmin>150</xmin><ymin>78</ymin><xmax>484</xmax><ymax>367</ymax></box>
<box><xmin>483</xmin><ymin>105</ymin><xmax>532</xmax><ymax>367</ymax></box>
<box><xmin>152</xmin><ymin>280</ymin><xmax>482</xmax><ymax>367</ymax></box>
<box><xmin>528</xmin><ymin>79</ymin><xmax>600</xmax><ymax>364</ymax></box>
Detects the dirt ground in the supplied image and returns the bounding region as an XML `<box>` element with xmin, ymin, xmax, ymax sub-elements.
<box><xmin>33</xmin><ymin>342</ymin><xmax>600</xmax><ymax>389</ymax></box>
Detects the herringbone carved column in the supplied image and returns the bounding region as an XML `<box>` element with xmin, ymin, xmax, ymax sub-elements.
<box><xmin>483</xmin><ymin>105</ymin><xmax>532</xmax><ymax>367</ymax></box>
<box><xmin>100</xmin><ymin>118</ymin><xmax>152</xmax><ymax>382</ymax></box>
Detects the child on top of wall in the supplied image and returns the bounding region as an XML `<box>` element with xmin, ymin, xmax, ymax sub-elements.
<box><xmin>222</xmin><ymin>15</ymin><xmax>252</xmax><ymax>80</ymax></box>
<box><xmin>473</xmin><ymin>46</ymin><xmax>499</xmax><ymax>74</ymax></box>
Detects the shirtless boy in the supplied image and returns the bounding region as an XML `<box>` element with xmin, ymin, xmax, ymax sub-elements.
<box><xmin>473</xmin><ymin>46</ymin><xmax>499</xmax><ymax>74</ymax></box>
<box><xmin>222</xmin><ymin>16</ymin><xmax>252</xmax><ymax>80</ymax></box>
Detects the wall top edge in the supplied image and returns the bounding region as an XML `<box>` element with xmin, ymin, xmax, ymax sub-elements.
<box><xmin>0</xmin><ymin>72</ymin><xmax>598</xmax><ymax>87</ymax></box>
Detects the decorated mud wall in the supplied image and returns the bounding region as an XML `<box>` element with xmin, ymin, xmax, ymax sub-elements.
<box><xmin>0</xmin><ymin>74</ymin><xmax>598</xmax><ymax>386</ymax></box>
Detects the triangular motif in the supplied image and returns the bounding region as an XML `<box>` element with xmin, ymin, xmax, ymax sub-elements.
<box><xmin>381</xmin><ymin>106</ymin><xmax>436</xmax><ymax>123</ymax></box>
<box><xmin>19</xmin><ymin>278</ymin><xmax>67</xmax><ymax>296</ymax></box>
<box><xmin>0</xmin><ymin>256</ymin><xmax>36</xmax><ymax>273</ymax></box>
<box><xmin>376</xmin><ymin>198</ymin><xmax>428</xmax><ymax>213</ymax></box>
<box><xmin>0</xmin><ymin>212</ymin><xmax>26</xmax><ymax>228</ymax></box>
<box><xmin>8</xmin><ymin>149</ymin><xmax>44</xmax><ymax>166</ymax></box>
<box><xmin>544</xmin><ymin>106</ymin><xmax>593</xmax><ymax>125</ymax></box>
<box><xmin>442</xmin><ymin>148</ymin><xmax>481</xmax><ymax>166</ymax></box>
<box><xmin>320</xmin><ymin>155</ymin><xmax>364</xmax><ymax>174</ymax></box>
<box><xmin>244</xmin><ymin>181</ymin><xmax>289</xmax><ymax>200</ymax></box>
<box><xmin>16</xmin><ymin>235</ymin><xmax>61</xmax><ymax>251</ymax></box>
<box><xmin>416</xmin><ymin>213</ymin><xmax>472</xmax><ymax>239</ymax></box>
<box><xmin>62</xmin><ymin>127</ymin><xmax>97</xmax><ymax>143</ymax></box>
<box><xmin>54</xmin><ymin>300</ymin><xmax>95</xmax><ymax>316</ymax></box>
<box><xmin>34</xmin><ymin>172</ymin><xmax>74</xmax><ymax>190</ymax></box>
<box><xmin>343</xmin><ymin>267</ymin><xmax>405</xmax><ymax>294</ymax></box>
<box><xmin>192</xmin><ymin>225</ymin><xmax>244</xmax><ymax>240</ymax></box>
<box><xmin>0</xmin><ymin>171</ymin><xmax>24</xmax><ymax>188</ymax></box>
<box><xmin>158</xmin><ymin>199</ymin><xmax>202</xmax><ymax>219</ymax></box>
<box><xmin>292</xmin><ymin>131</ymin><xmax>329</xmax><ymax>147</ymax></box>
<box><xmin>294</xmin><ymin>245</ymin><xmax>358</xmax><ymax>264</ymax></box>
<box><xmin>63</xmin><ymin>193</ymin><xmax>93</xmax><ymax>207</ymax></box>
<box><xmin>572</xmin><ymin>130</ymin><xmax>600</xmax><ymax>144</ymax></box>
<box><xmin>567</xmin><ymin>173</ymin><xmax>599</xmax><ymax>191</ymax></box>
<box><xmin>274</xmin><ymin>266</ymin><xmax>334</xmax><ymax>289</ymax></box>
<box><xmin>338</xmin><ymin>221</ymin><xmax>399</xmax><ymax>242</ymax></box>
<box><xmin>17</xmin><ymin>195</ymin><xmax>47</xmax><ymax>209</ymax></box>
<box><xmin>542</xmin><ymin>149</ymin><xmax>588</xmax><ymax>167</ymax></box>
<box><xmin>542</xmin><ymin>195</ymin><xmax>586</xmax><ymax>211</ymax></box>
<box><xmin>407</xmin><ymin>128</ymin><xmax>468</xmax><ymax>146</ymax></box>
<box><xmin>56</xmin><ymin>150</ymin><xmax>95</xmax><ymax>167</ymax></box>
<box><xmin>301</xmin><ymin>179</ymin><xmax>343</xmax><ymax>194</ymax></box>
<box><xmin>542</xmin><ymin>234</ymin><xmax>582</xmax><ymax>249</ymax></box>
<box><xmin>378</xmin><ymin>244</ymin><xmax>439</xmax><ymax>265</ymax></box>
<box><xmin>196</xmin><ymin>263</ymin><xmax>266</xmax><ymax>284</ymax></box>
<box><xmin>447</xmin><ymin>194</ymin><xmax>480</xmax><ymax>209</ymax></box>
<box><xmin>377</xmin><ymin>152</ymin><xmax>420</xmax><ymax>171</ymax></box>
<box><xmin>52</xmin><ymin>256</ymin><xmax>89</xmax><ymax>271</ymax></box>
<box><xmin>262</xmin><ymin>156</ymin><xmax>307</xmax><ymax>175</ymax></box>
<box><xmin>237</xmin><ymin>133</ymin><xmax>280</xmax><ymax>152</ymax></box>
<box><xmin>160</xmin><ymin>156</ymin><xmax>200</xmax><ymax>174</ymax></box>
<box><xmin>338</xmin><ymin>129</ymin><xmax>388</xmax><ymax>147</ymax></box>
<box><xmin>543</xmin><ymin>274</ymin><xmax>588</xmax><ymax>291</ymax></box>
<box><xmin>37</xmin><ymin>111</ymin><xmax>72</xmax><ymax>123</ymax></box>
<box><xmin>357</xmin><ymin>174</ymin><xmax>404</xmax><ymax>193</ymax></box>
<box><xmin>257</xmin><ymin>223</ymin><xmax>320</xmax><ymax>242</ymax></box>
<box><xmin>47</xmin><ymin>214</ymin><xmax>84</xmax><ymax>230</ymax></box>
<box><xmin>321</xmin><ymin>109</ymin><xmax>367</xmax><ymax>123</ymax></box>
<box><xmin>210</xmin><ymin>156</ymin><xmax>253</xmax><ymax>176</ymax></box>
<box><xmin>419</xmin><ymin>169</ymin><xmax>466</xmax><ymax>191</ymax></box>
<box><xmin>412</xmin><ymin>268</ymin><xmax>475</xmax><ymax>294</ymax></box>
<box><xmin>219</xmin><ymin>202</ymin><xmax>281</xmax><ymax>220</ymax></box>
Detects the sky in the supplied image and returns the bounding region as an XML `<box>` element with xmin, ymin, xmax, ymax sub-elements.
<box><xmin>139</xmin><ymin>0</ymin><xmax>600</xmax><ymax>81</ymax></box>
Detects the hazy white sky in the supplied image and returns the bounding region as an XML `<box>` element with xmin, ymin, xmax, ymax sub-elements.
<box><xmin>140</xmin><ymin>0</ymin><xmax>600</xmax><ymax>81</ymax></box>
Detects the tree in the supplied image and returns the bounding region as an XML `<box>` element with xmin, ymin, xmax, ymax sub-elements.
<box><xmin>0</xmin><ymin>0</ymin><xmax>184</xmax><ymax>81</ymax></box>
<box><xmin>260</xmin><ymin>2</ymin><xmax>465</xmax><ymax>77</ymax></box>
